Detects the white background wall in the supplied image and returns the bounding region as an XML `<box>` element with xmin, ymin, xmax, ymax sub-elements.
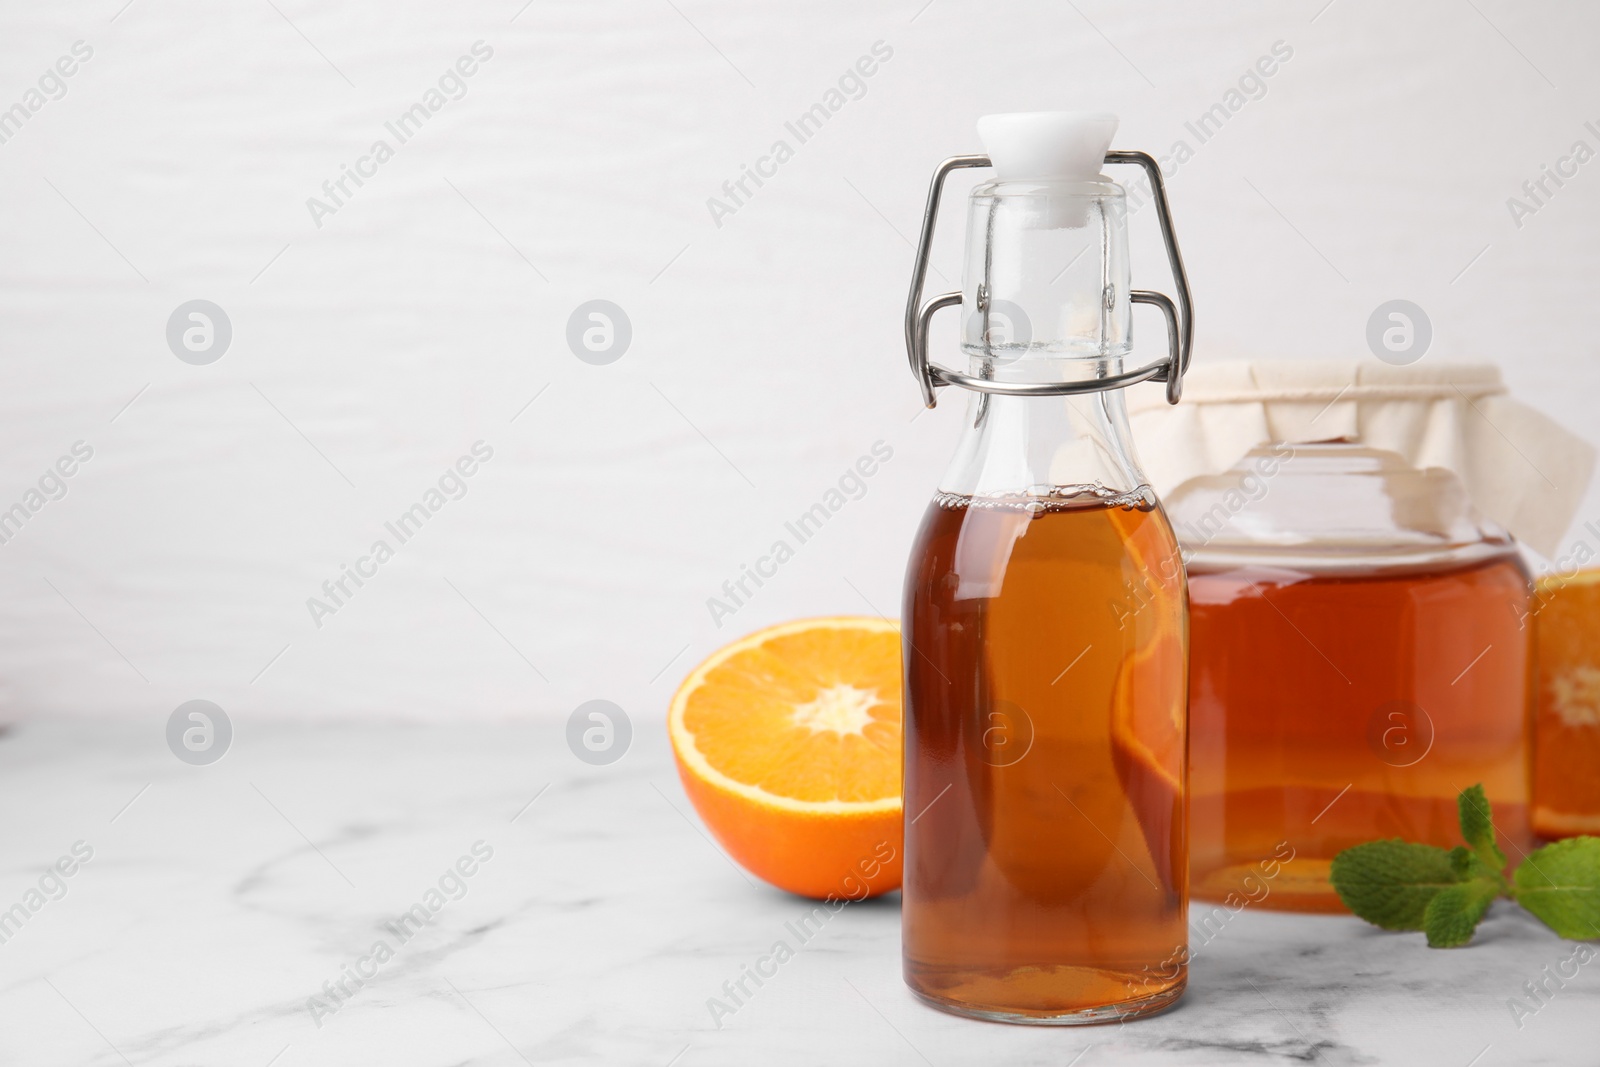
<box><xmin>1</xmin><ymin>0</ymin><xmax>1597</xmax><ymax>723</ymax></box>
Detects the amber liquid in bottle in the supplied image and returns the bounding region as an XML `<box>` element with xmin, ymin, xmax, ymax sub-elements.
<box><xmin>1188</xmin><ymin>551</ymin><xmax>1532</xmax><ymax>912</ymax></box>
<box><xmin>903</xmin><ymin>489</ymin><xmax>1188</xmax><ymax>1022</ymax></box>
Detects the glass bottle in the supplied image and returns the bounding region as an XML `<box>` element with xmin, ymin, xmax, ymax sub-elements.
<box><xmin>1169</xmin><ymin>441</ymin><xmax>1533</xmax><ymax>911</ymax></box>
<box><xmin>900</xmin><ymin>113</ymin><xmax>1194</xmax><ymax>1023</ymax></box>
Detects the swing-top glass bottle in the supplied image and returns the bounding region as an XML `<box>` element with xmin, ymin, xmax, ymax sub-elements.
<box><xmin>900</xmin><ymin>112</ymin><xmax>1195</xmax><ymax>1023</ymax></box>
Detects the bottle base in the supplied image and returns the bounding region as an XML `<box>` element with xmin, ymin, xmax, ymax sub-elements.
<box><xmin>907</xmin><ymin>973</ymin><xmax>1186</xmax><ymax>1026</ymax></box>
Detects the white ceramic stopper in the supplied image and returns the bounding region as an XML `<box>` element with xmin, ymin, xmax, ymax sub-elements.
<box><xmin>976</xmin><ymin>112</ymin><xmax>1119</xmax><ymax>182</ymax></box>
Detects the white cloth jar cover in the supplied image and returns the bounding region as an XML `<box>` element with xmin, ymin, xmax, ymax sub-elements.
<box><xmin>1126</xmin><ymin>360</ymin><xmax>1595</xmax><ymax>558</ymax></box>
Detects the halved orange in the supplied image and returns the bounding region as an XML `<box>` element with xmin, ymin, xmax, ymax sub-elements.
<box><xmin>668</xmin><ymin>616</ymin><xmax>903</xmax><ymax>899</ymax></box>
<box><xmin>1532</xmin><ymin>568</ymin><xmax>1600</xmax><ymax>838</ymax></box>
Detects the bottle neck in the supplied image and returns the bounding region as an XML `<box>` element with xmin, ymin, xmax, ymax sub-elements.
<box><xmin>936</xmin><ymin>384</ymin><xmax>1151</xmax><ymax>502</ymax></box>
<box><xmin>939</xmin><ymin>177</ymin><xmax>1151</xmax><ymax>502</ymax></box>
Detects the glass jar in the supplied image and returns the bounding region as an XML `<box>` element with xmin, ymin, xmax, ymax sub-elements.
<box><xmin>1167</xmin><ymin>441</ymin><xmax>1533</xmax><ymax>912</ymax></box>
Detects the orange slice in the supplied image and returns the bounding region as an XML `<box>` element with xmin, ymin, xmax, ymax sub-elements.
<box><xmin>1532</xmin><ymin>568</ymin><xmax>1600</xmax><ymax>838</ymax></box>
<box><xmin>668</xmin><ymin>616</ymin><xmax>903</xmax><ymax>899</ymax></box>
<box><xmin>1109</xmin><ymin>614</ymin><xmax>1187</xmax><ymax>886</ymax></box>
<box><xmin>1110</xmin><ymin>620</ymin><xmax>1185</xmax><ymax>791</ymax></box>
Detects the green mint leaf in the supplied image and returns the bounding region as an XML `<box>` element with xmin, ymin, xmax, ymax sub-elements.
<box><xmin>1457</xmin><ymin>784</ymin><xmax>1507</xmax><ymax>874</ymax></box>
<box><xmin>1449</xmin><ymin>844</ymin><xmax>1505</xmax><ymax>885</ymax></box>
<box><xmin>1331</xmin><ymin>840</ymin><xmax>1463</xmax><ymax>930</ymax></box>
<box><xmin>1423</xmin><ymin>879</ymin><xmax>1500</xmax><ymax>947</ymax></box>
<box><xmin>1512</xmin><ymin>837</ymin><xmax>1600</xmax><ymax>941</ymax></box>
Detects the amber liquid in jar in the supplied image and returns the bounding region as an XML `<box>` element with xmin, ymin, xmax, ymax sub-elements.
<box><xmin>902</xmin><ymin>489</ymin><xmax>1188</xmax><ymax>1023</ymax></box>
<box><xmin>1188</xmin><ymin>550</ymin><xmax>1533</xmax><ymax>912</ymax></box>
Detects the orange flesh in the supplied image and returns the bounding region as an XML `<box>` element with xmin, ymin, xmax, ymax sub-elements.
<box><xmin>1532</xmin><ymin>570</ymin><xmax>1600</xmax><ymax>837</ymax></box>
<box><xmin>683</xmin><ymin>628</ymin><xmax>901</xmax><ymax>804</ymax></box>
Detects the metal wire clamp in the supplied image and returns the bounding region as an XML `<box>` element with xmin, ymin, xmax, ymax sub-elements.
<box><xmin>902</xmin><ymin>151</ymin><xmax>1193</xmax><ymax>409</ymax></box>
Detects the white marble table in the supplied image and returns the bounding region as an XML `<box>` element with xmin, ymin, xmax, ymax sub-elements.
<box><xmin>0</xmin><ymin>717</ymin><xmax>1591</xmax><ymax>1066</ymax></box>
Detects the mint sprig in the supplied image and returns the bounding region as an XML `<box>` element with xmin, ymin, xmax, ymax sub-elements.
<box><xmin>1330</xmin><ymin>784</ymin><xmax>1600</xmax><ymax>947</ymax></box>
